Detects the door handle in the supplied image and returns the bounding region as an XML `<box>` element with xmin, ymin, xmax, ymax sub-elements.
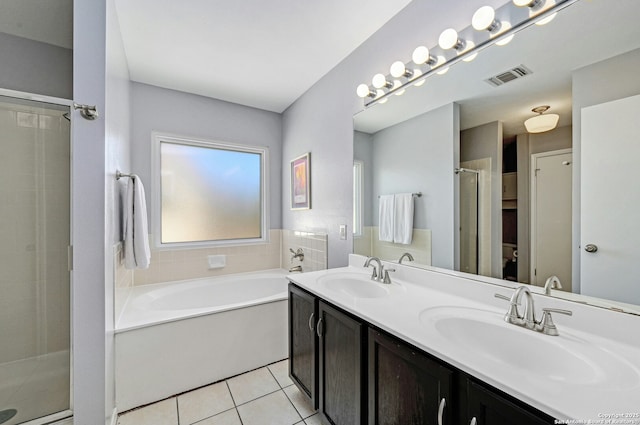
<box><xmin>584</xmin><ymin>244</ymin><xmax>598</xmax><ymax>253</ymax></box>
<box><xmin>308</xmin><ymin>313</ymin><xmax>315</xmax><ymax>332</ymax></box>
<box><xmin>316</xmin><ymin>317</ymin><xmax>323</xmax><ymax>338</ymax></box>
<box><xmin>438</xmin><ymin>398</ymin><xmax>446</xmax><ymax>425</ymax></box>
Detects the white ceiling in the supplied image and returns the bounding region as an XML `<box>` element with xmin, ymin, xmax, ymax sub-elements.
<box><xmin>114</xmin><ymin>0</ymin><xmax>413</xmax><ymax>113</ymax></box>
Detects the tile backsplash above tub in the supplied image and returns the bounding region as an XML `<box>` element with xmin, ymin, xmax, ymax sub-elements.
<box><xmin>128</xmin><ymin>229</ymin><xmax>328</xmax><ymax>286</ymax></box>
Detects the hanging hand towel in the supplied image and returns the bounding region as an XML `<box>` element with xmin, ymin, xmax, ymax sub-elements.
<box><xmin>393</xmin><ymin>193</ymin><xmax>414</xmax><ymax>245</ymax></box>
<box><xmin>378</xmin><ymin>194</ymin><xmax>395</xmax><ymax>242</ymax></box>
<box><xmin>124</xmin><ymin>175</ymin><xmax>151</xmax><ymax>269</ymax></box>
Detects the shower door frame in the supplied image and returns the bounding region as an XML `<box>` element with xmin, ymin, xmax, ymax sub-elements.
<box><xmin>0</xmin><ymin>87</ymin><xmax>74</xmax><ymax>425</ymax></box>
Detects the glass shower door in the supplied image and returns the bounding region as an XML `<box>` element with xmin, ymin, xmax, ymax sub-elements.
<box><xmin>459</xmin><ymin>171</ymin><xmax>479</xmax><ymax>274</ymax></box>
<box><xmin>0</xmin><ymin>95</ymin><xmax>71</xmax><ymax>424</ymax></box>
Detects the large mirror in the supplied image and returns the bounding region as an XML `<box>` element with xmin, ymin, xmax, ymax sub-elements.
<box><xmin>353</xmin><ymin>0</ymin><xmax>640</xmax><ymax>314</ymax></box>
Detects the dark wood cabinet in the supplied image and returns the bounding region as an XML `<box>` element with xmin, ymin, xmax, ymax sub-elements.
<box><xmin>368</xmin><ymin>328</ymin><xmax>453</xmax><ymax>425</ymax></box>
<box><xmin>465</xmin><ymin>378</ymin><xmax>554</xmax><ymax>425</ymax></box>
<box><xmin>318</xmin><ymin>300</ymin><xmax>366</xmax><ymax>425</ymax></box>
<box><xmin>288</xmin><ymin>282</ymin><xmax>555</xmax><ymax>425</ymax></box>
<box><xmin>288</xmin><ymin>284</ymin><xmax>318</xmax><ymax>408</ymax></box>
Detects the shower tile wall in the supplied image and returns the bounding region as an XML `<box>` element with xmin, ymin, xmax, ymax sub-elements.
<box><xmin>281</xmin><ymin>230</ymin><xmax>328</xmax><ymax>273</ymax></box>
<box><xmin>0</xmin><ymin>106</ymin><xmax>70</xmax><ymax>364</ymax></box>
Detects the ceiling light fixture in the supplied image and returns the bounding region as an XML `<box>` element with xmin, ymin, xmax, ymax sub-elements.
<box><xmin>524</xmin><ymin>105</ymin><xmax>559</xmax><ymax>133</ymax></box>
<box><xmin>356</xmin><ymin>0</ymin><xmax>575</xmax><ymax>107</ymax></box>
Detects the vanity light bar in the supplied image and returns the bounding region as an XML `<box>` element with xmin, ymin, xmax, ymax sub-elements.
<box><xmin>356</xmin><ymin>0</ymin><xmax>579</xmax><ymax>107</ymax></box>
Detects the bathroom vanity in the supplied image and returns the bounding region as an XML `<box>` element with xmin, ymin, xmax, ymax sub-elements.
<box><xmin>288</xmin><ymin>255</ymin><xmax>640</xmax><ymax>425</ymax></box>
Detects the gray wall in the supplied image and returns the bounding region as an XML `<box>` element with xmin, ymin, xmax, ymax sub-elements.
<box><xmin>460</xmin><ymin>121</ymin><xmax>503</xmax><ymax>277</ymax></box>
<box><xmin>0</xmin><ymin>31</ymin><xmax>72</xmax><ymax>99</ymax></box>
<box><xmin>281</xmin><ymin>0</ymin><xmax>482</xmax><ymax>268</ymax></box>
<box><xmin>369</xmin><ymin>105</ymin><xmax>459</xmax><ymax>269</ymax></box>
<box><xmin>572</xmin><ymin>47</ymin><xmax>640</xmax><ymax>292</ymax></box>
<box><xmin>130</xmin><ymin>82</ymin><xmax>283</xmax><ymax>231</ymax></box>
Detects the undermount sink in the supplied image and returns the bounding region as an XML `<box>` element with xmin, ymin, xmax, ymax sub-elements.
<box><xmin>317</xmin><ymin>272</ymin><xmax>394</xmax><ymax>299</ymax></box>
<box><xmin>419</xmin><ymin>306</ymin><xmax>640</xmax><ymax>389</ymax></box>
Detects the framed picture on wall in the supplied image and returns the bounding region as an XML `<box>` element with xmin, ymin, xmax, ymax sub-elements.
<box><xmin>290</xmin><ymin>152</ymin><xmax>311</xmax><ymax>210</ymax></box>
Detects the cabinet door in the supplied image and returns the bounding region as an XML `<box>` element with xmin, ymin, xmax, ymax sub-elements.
<box><xmin>466</xmin><ymin>379</ymin><xmax>553</xmax><ymax>425</ymax></box>
<box><xmin>368</xmin><ymin>329</ymin><xmax>453</xmax><ymax>425</ymax></box>
<box><xmin>318</xmin><ymin>300</ymin><xmax>366</xmax><ymax>425</ymax></box>
<box><xmin>288</xmin><ymin>284</ymin><xmax>318</xmax><ymax>408</ymax></box>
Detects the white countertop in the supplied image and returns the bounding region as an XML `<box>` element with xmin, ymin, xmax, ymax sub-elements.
<box><xmin>288</xmin><ymin>255</ymin><xmax>640</xmax><ymax>421</ymax></box>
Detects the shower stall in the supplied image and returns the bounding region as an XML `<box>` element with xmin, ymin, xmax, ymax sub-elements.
<box><xmin>0</xmin><ymin>94</ymin><xmax>71</xmax><ymax>425</ymax></box>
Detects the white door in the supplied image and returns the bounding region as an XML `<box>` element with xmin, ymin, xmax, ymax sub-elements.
<box><xmin>531</xmin><ymin>150</ymin><xmax>572</xmax><ymax>289</ymax></box>
<box><xmin>581</xmin><ymin>94</ymin><xmax>640</xmax><ymax>305</ymax></box>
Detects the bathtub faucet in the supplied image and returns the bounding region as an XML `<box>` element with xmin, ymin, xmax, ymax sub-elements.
<box><xmin>290</xmin><ymin>248</ymin><xmax>304</xmax><ymax>262</ymax></box>
<box><xmin>289</xmin><ymin>265</ymin><xmax>303</xmax><ymax>273</ymax></box>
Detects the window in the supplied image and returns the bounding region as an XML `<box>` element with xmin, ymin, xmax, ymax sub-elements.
<box><xmin>353</xmin><ymin>160</ymin><xmax>363</xmax><ymax>237</ymax></box>
<box><xmin>152</xmin><ymin>133</ymin><xmax>268</xmax><ymax>248</ymax></box>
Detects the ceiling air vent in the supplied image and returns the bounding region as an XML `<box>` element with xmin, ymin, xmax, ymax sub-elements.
<box><xmin>485</xmin><ymin>65</ymin><xmax>532</xmax><ymax>87</ymax></box>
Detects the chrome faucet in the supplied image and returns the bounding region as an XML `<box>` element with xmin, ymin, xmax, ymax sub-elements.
<box><xmin>496</xmin><ymin>285</ymin><xmax>573</xmax><ymax>336</ymax></box>
<box><xmin>288</xmin><ymin>265</ymin><xmax>302</xmax><ymax>273</ymax></box>
<box><xmin>398</xmin><ymin>252</ymin><xmax>414</xmax><ymax>264</ymax></box>
<box><xmin>544</xmin><ymin>275</ymin><xmax>562</xmax><ymax>295</ymax></box>
<box><xmin>364</xmin><ymin>257</ymin><xmax>382</xmax><ymax>280</ymax></box>
<box><xmin>364</xmin><ymin>257</ymin><xmax>395</xmax><ymax>284</ymax></box>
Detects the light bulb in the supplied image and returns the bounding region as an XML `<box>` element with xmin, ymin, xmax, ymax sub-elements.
<box><xmin>534</xmin><ymin>0</ymin><xmax>557</xmax><ymax>26</ymax></box>
<box><xmin>372</xmin><ymin>73</ymin><xmax>388</xmax><ymax>89</ymax></box>
<box><xmin>513</xmin><ymin>0</ymin><xmax>536</xmax><ymax>6</ymax></box>
<box><xmin>356</xmin><ymin>84</ymin><xmax>372</xmax><ymax>98</ymax></box>
<box><xmin>392</xmin><ymin>80</ymin><xmax>405</xmax><ymax>96</ymax></box>
<box><xmin>390</xmin><ymin>61</ymin><xmax>412</xmax><ymax>79</ymax></box>
<box><xmin>462</xmin><ymin>41</ymin><xmax>478</xmax><ymax>62</ymax></box>
<box><xmin>435</xmin><ymin>56</ymin><xmax>449</xmax><ymax>75</ymax></box>
<box><xmin>377</xmin><ymin>89</ymin><xmax>389</xmax><ymax>104</ymax></box>
<box><xmin>495</xmin><ymin>21</ymin><xmax>514</xmax><ymax>46</ymax></box>
<box><xmin>412</xmin><ymin>69</ymin><xmax>426</xmax><ymax>87</ymax></box>
<box><xmin>472</xmin><ymin>6</ymin><xmax>499</xmax><ymax>32</ymax></box>
<box><xmin>439</xmin><ymin>28</ymin><xmax>463</xmax><ymax>51</ymax></box>
<box><xmin>412</xmin><ymin>46</ymin><xmax>429</xmax><ymax>65</ymax></box>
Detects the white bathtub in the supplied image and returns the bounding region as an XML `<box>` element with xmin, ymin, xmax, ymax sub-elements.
<box><xmin>115</xmin><ymin>269</ymin><xmax>289</xmax><ymax>411</ymax></box>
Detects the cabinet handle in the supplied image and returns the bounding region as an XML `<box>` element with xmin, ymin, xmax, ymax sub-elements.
<box><xmin>316</xmin><ymin>317</ymin><xmax>323</xmax><ymax>338</ymax></box>
<box><xmin>470</xmin><ymin>418</ymin><xmax>477</xmax><ymax>425</ymax></box>
<box><xmin>438</xmin><ymin>397</ymin><xmax>446</xmax><ymax>425</ymax></box>
<box><xmin>308</xmin><ymin>313</ymin><xmax>315</xmax><ymax>332</ymax></box>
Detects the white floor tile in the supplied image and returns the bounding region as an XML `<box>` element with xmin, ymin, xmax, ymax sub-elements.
<box><xmin>193</xmin><ymin>408</ymin><xmax>242</xmax><ymax>425</ymax></box>
<box><xmin>177</xmin><ymin>381</ymin><xmax>234</xmax><ymax>424</ymax></box>
<box><xmin>227</xmin><ymin>367</ymin><xmax>280</xmax><ymax>405</ymax></box>
<box><xmin>237</xmin><ymin>391</ymin><xmax>302</xmax><ymax>425</ymax></box>
<box><xmin>283</xmin><ymin>385</ymin><xmax>315</xmax><ymax>419</ymax></box>
<box><xmin>117</xmin><ymin>398</ymin><xmax>178</xmax><ymax>425</ymax></box>
<box><xmin>268</xmin><ymin>359</ymin><xmax>294</xmax><ymax>388</ymax></box>
<box><xmin>304</xmin><ymin>413</ymin><xmax>324</xmax><ymax>425</ymax></box>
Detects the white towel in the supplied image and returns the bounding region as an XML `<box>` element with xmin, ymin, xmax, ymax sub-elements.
<box><xmin>124</xmin><ymin>175</ymin><xmax>151</xmax><ymax>270</ymax></box>
<box><xmin>393</xmin><ymin>193</ymin><xmax>414</xmax><ymax>245</ymax></box>
<box><xmin>378</xmin><ymin>195</ymin><xmax>395</xmax><ymax>242</ymax></box>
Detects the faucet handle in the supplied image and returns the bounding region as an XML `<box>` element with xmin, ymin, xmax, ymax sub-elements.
<box><xmin>494</xmin><ymin>293</ymin><xmax>522</xmax><ymax>325</ymax></box>
<box><xmin>539</xmin><ymin>308</ymin><xmax>573</xmax><ymax>336</ymax></box>
<box><xmin>382</xmin><ymin>268</ymin><xmax>396</xmax><ymax>284</ymax></box>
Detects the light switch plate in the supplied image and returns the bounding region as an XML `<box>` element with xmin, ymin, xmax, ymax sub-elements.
<box><xmin>339</xmin><ymin>224</ymin><xmax>347</xmax><ymax>240</ymax></box>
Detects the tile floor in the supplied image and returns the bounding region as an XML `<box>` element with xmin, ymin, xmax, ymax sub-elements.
<box><xmin>117</xmin><ymin>359</ymin><xmax>321</xmax><ymax>425</ymax></box>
